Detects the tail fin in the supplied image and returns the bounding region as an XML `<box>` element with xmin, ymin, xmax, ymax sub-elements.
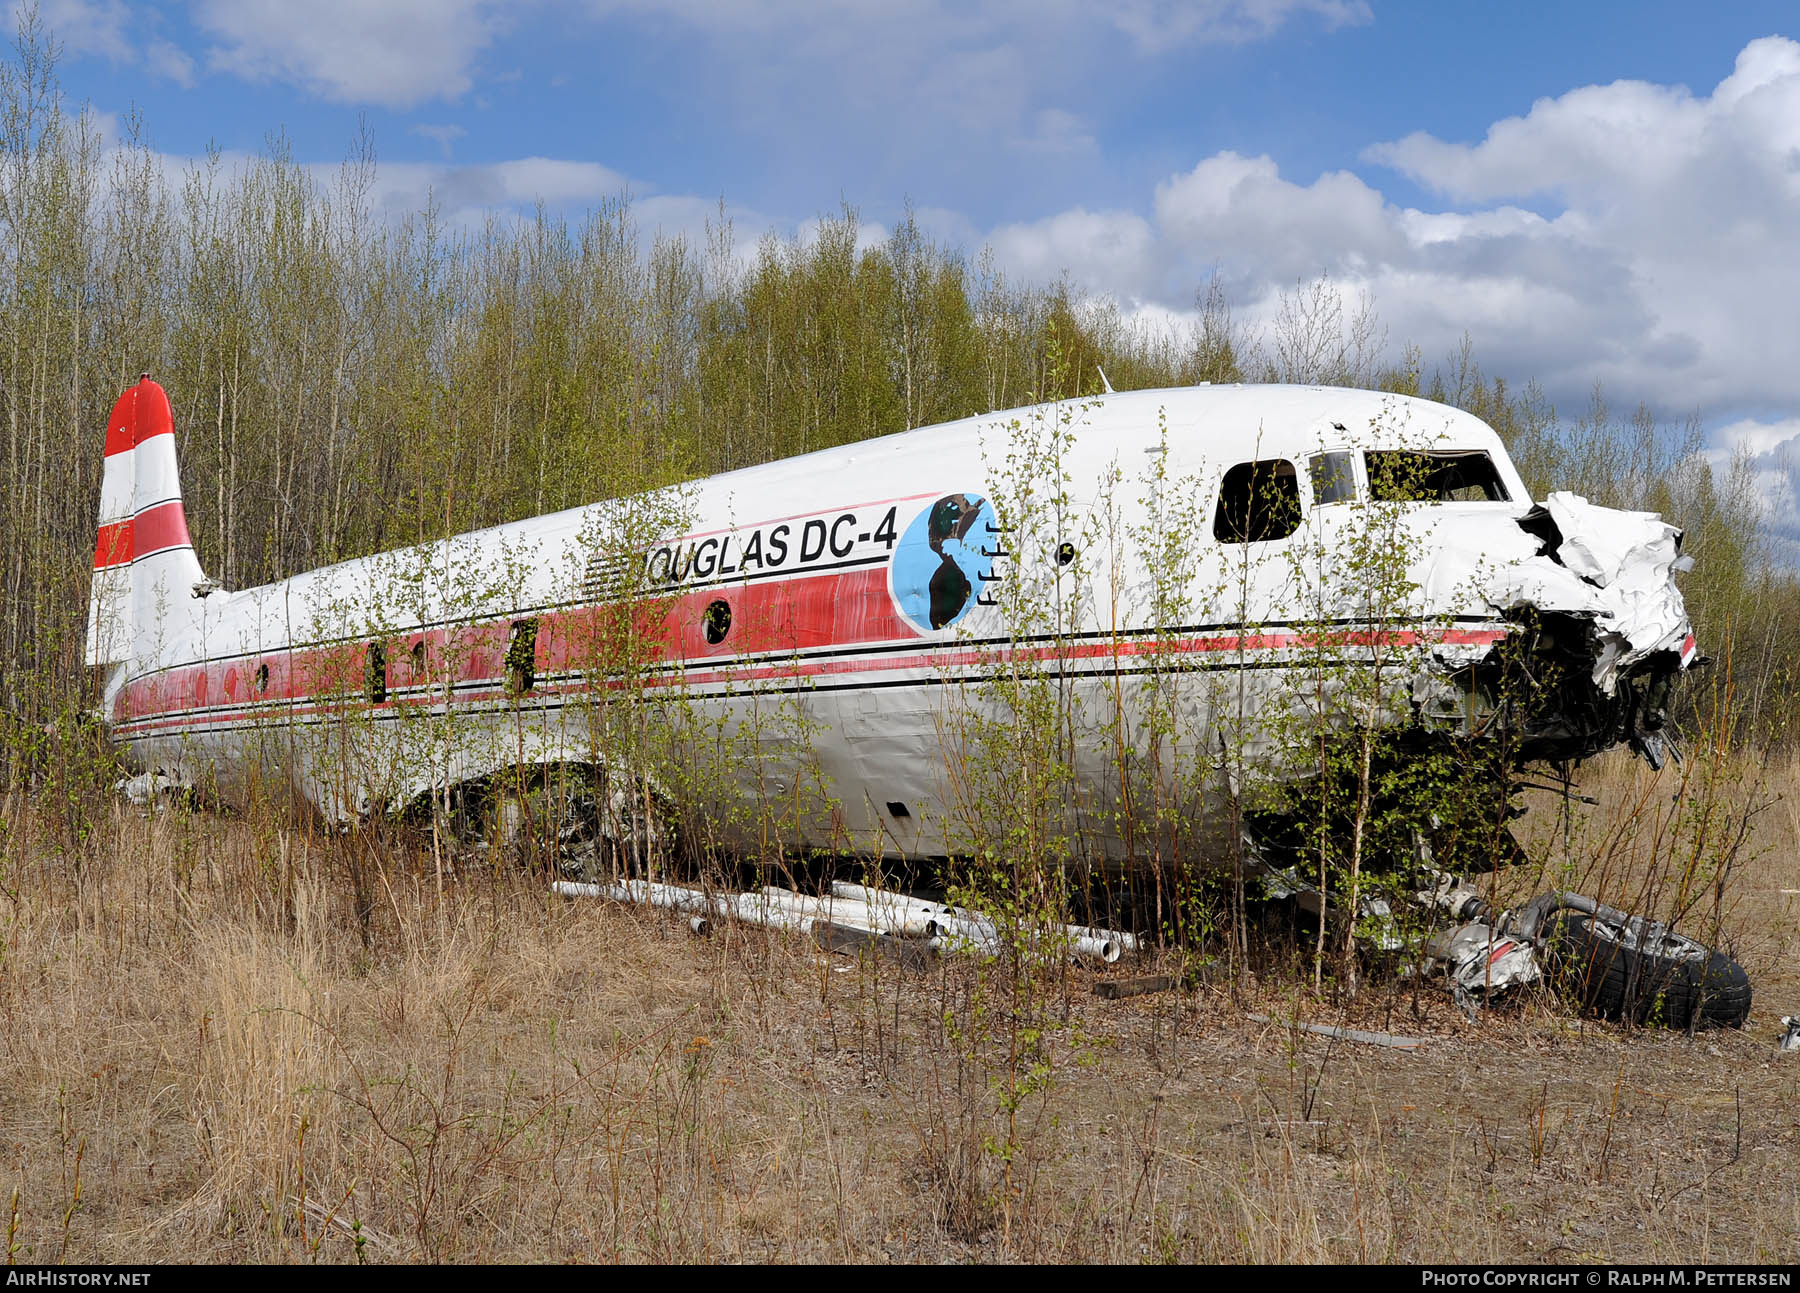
<box><xmin>86</xmin><ymin>376</ymin><xmax>207</xmax><ymax>670</ymax></box>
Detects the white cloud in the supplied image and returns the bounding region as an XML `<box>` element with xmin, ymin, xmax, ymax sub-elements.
<box><xmin>127</xmin><ymin>144</ymin><xmax>772</xmax><ymax>256</ymax></box>
<box><xmin>22</xmin><ymin>0</ymin><xmax>1357</xmax><ymax>118</ymax></box>
<box><xmin>961</xmin><ymin>36</ymin><xmax>1800</xmax><ymax>455</ymax></box>
<box><xmin>76</xmin><ymin>104</ymin><xmax>119</xmax><ymax>148</ymax></box>
<box><xmin>633</xmin><ymin>193</ymin><xmax>769</xmax><ymax>261</ymax></box>
<box><xmin>358</xmin><ymin>157</ymin><xmax>631</xmax><ymax>224</ymax></box>
<box><xmin>1714</xmin><ymin>417</ymin><xmax>1800</xmax><ymax>463</ymax></box>
<box><xmin>1014</xmin><ymin>108</ymin><xmax>1098</xmax><ymax>157</ymax></box>
<box><xmin>1349</xmin><ymin>36</ymin><xmax>1800</xmax><ymax>417</ymax></box>
<box><xmin>987</xmin><ymin>207</ymin><xmax>1158</xmax><ymax>299</ymax></box>
<box><xmin>18</xmin><ymin>0</ymin><xmax>131</xmax><ymax>61</ymax></box>
<box><xmin>15</xmin><ymin>0</ymin><xmax>194</xmax><ymax>84</ymax></box>
<box><xmin>1153</xmin><ymin>152</ymin><xmax>1401</xmax><ymax>285</ymax></box>
<box><xmin>575</xmin><ymin>0</ymin><xmax>1367</xmax><ymax>189</ymax></box>
<box><xmin>908</xmin><ymin>205</ymin><xmax>983</xmax><ymax>255</ymax></box>
<box><xmin>793</xmin><ymin>211</ymin><xmax>891</xmax><ymax>256</ymax></box>
<box><xmin>146</xmin><ymin>36</ymin><xmax>195</xmax><ymax>88</ymax></box>
<box><xmin>1364</xmin><ymin>37</ymin><xmax>1800</xmax><ymax>209</ymax></box>
<box><xmin>408</xmin><ymin>123</ymin><xmax>467</xmax><ymax>160</ymax></box>
<box><xmin>1705</xmin><ymin>419</ymin><xmax>1800</xmax><ymax>558</ymax></box>
<box><xmin>1101</xmin><ymin>0</ymin><xmax>1369</xmax><ymax>52</ymax></box>
<box><xmin>193</xmin><ymin>0</ymin><xmax>507</xmax><ymax>109</ymax></box>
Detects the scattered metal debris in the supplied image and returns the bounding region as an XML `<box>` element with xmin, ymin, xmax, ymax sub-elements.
<box><xmin>551</xmin><ymin>877</ymin><xmax>1137</xmax><ymax>967</ymax></box>
<box><xmin>116</xmin><ymin>771</ymin><xmax>187</xmax><ymax>815</ymax></box>
<box><xmin>1414</xmin><ymin>876</ymin><xmax>1753</xmax><ymax>1029</ymax></box>
<box><xmin>812</xmin><ymin>920</ymin><xmax>938</xmax><ymax>971</ymax></box>
<box><xmin>1778</xmin><ymin>1017</ymin><xmax>1800</xmax><ymax>1053</ymax></box>
<box><xmin>554</xmin><ymin>869</ymin><xmax>1753</xmax><ymax>1033</ymax></box>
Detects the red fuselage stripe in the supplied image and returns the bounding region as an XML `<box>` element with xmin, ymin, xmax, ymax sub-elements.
<box><xmin>113</xmin><ymin>626</ymin><xmax>1508</xmax><ymax>737</ymax></box>
<box><xmin>111</xmin><ymin>549</ymin><xmax>1508</xmax><ymax>733</ymax></box>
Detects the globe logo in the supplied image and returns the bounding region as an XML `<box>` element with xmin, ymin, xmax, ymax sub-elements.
<box><xmin>889</xmin><ymin>493</ymin><xmax>999</xmax><ymax>632</ymax></box>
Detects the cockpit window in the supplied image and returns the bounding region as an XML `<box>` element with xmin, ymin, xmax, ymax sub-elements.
<box><xmin>1307</xmin><ymin>451</ymin><xmax>1357</xmax><ymax>505</ymax></box>
<box><xmin>1214</xmin><ymin>459</ymin><xmax>1302</xmax><ymax>543</ymax></box>
<box><xmin>1365</xmin><ymin>450</ymin><xmax>1510</xmax><ymax>503</ymax></box>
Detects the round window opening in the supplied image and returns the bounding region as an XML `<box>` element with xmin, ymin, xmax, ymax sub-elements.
<box><xmin>703</xmin><ymin>599</ymin><xmax>732</xmax><ymax>645</ymax></box>
<box><xmin>1054</xmin><ymin>540</ymin><xmax>1076</xmax><ymax>567</ymax></box>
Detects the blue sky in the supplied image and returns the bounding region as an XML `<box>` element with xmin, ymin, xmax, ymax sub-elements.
<box><xmin>24</xmin><ymin>0</ymin><xmax>1800</xmax><ymax>544</ymax></box>
<box><xmin>37</xmin><ymin>2</ymin><xmax>1787</xmax><ymax>217</ymax></box>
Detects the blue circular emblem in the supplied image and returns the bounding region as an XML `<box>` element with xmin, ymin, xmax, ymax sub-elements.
<box><xmin>889</xmin><ymin>493</ymin><xmax>999</xmax><ymax>632</ymax></box>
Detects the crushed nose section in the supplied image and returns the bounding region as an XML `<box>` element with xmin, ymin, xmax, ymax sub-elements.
<box><xmin>1523</xmin><ymin>492</ymin><xmax>1694</xmax><ymax>688</ymax></box>
<box><xmin>1486</xmin><ymin>608</ymin><xmax>1682</xmax><ymax>766</ymax></box>
<box><xmin>1479</xmin><ymin>491</ymin><xmax>1697</xmax><ymax>767</ymax></box>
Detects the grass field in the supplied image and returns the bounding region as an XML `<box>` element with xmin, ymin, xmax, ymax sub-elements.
<box><xmin>0</xmin><ymin>753</ymin><xmax>1795</xmax><ymax>1264</ymax></box>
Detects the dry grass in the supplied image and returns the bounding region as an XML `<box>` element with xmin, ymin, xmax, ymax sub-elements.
<box><xmin>0</xmin><ymin>756</ymin><xmax>1796</xmax><ymax>1264</ymax></box>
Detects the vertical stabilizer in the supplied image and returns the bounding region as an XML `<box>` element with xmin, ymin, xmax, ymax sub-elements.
<box><xmin>86</xmin><ymin>377</ymin><xmax>207</xmax><ymax>670</ymax></box>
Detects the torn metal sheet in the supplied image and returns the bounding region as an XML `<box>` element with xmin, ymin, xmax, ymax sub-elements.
<box><xmin>1527</xmin><ymin>491</ymin><xmax>1694</xmax><ymax>688</ymax></box>
<box><xmin>1422</xmin><ymin>919</ymin><xmax>1543</xmax><ymax>1018</ymax></box>
<box><xmin>116</xmin><ymin>771</ymin><xmax>187</xmax><ymax>812</ymax></box>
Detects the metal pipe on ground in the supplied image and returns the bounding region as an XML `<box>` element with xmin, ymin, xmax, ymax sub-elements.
<box><xmin>553</xmin><ymin>878</ymin><xmax>713</xmax><ymax>917</ymax></box>
<box><xmin>832</xmin><ymin>881</ymin><xmax>1137</xmax><ymax>957</ymax></box>
<box><xmin>929</xmin><ymin>911</ymin><xmax>1123</xmax><ymax>965</ymax></box>
<box><xmin>763</xmin><ymin>885</ymin><xmax>938</xmax><ymax>937</ymax></box>
<box><xmin>552</xmin><ymin>879</ymin><xmax>818</xmax><ymax>935</ymax></box>
<box><xmin>827</xmin><ymin>883</ymin><xmax>961</xmax><ymax>937</ymax></box>
<box><xmin>555</xmin><ymin>880</ymin><xmax>1121</xmax><ymax>962</ymax></box>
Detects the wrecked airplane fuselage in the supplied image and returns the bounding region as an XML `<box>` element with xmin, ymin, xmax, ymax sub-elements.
<box><xmin>88</xmin><ymin>380</ymin><xmax>1696</xmax><ymax>877</ymax></box>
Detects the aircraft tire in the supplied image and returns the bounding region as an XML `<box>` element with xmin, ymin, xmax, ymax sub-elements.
<box><xmin>1541</xmin><ymin>910</ymin><xmax>1751</xmax><ymax>1030</ymax></box>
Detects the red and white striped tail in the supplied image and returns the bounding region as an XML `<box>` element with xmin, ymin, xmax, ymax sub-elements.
<box><xmin>86</xmin><ymin>377</ymin><xmax>206</xmax><ymax>669</ymax></box>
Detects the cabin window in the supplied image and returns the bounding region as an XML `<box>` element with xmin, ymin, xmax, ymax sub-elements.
<box><xmin>703</xmin><ymin>599</ymin><xmax>732</xmax><ymax>645</ymax></box>
<box><xmin>1053</xmin><ymin>540</ymin><xmax>1076</xmax><ymax>567</ymax></box>
<box><xmin>1365</xmin><ymin>450</ymin><xmax>1511</xmax><ymax>503</ymax></box>
<box><xmin>254</xmin><ymin>662</ymin><xmax>270</xmax><ymax>694</ymax></box>
<box><xmin>1213</xmin><ymin>459</ymin><xmax>1303</xmax><ymax>543</ymax></box>
<box><xmin>505</xmin><ymin>619</ymin><xmax>538</xmax><ymax>695</ymax></box>
<box><xmin>411</xmin><ymin>639</ymin><xmax>427</xmax><ymax>677</ymax></box>
<box><xmin>1307</xmin><ymin>451</ymin><xmax>1357</xmax><ymax>505</ymax></box>
<box><xmin>367</xmin><ymin>642</ymin><xmax>388</xmax><ymax>704</ymax></box>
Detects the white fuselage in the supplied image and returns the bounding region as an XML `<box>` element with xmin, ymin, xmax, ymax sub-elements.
<box><xmin>95</xmin><ymin>384</ymin><xmax>1693</xmax><ymax>862</ymax></box>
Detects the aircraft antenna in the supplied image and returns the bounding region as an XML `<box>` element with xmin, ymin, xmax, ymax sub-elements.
<box><xmin>1096</xmin><ymin>365</ymin><xmax>1114</xmax><ymax>395</ymax></box>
